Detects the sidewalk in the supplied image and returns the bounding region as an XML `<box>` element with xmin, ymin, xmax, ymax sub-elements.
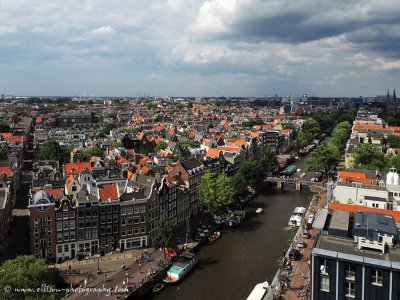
<box><xmin>284</xmin><ymin>192</ymin><xmax>327</xmax><ymax>300</ymax></box>
<box><xmin>60</xmin><ymin>248</ymin><xmax>166</xmax><ymax>300</ymax></box>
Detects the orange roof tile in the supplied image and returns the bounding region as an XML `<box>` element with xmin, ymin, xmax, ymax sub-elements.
<box><xmin>66</xmin><ymin>175</ymin><xmax>75</xmax><ymax>185</ymax></box>
<box><xmin>65</xmin><ymin>162</ymin><xmax>92</xmax><ymax>175</ymax></box>
<box><xmin>0</xmin><ymin>167</ymin><xmax>13</xmax><ymax>177</ymax></box>
<box><xmin>329</xmin><ymin>202</ymin><xmax>400</xmax><ymax>223</ymax></box>
<box><xmin>205</xmin><ymin>148</ymin><xmax>220</xmax><ymax>159</ymax></box>
<box><xmin>226</xmin><ymin>140</ymin><xmax>247</xmax><ymax>146</ymax></box>
<box><xmin>140</xmin><ymin>166</ymin><xmax>150</xmax><ymax>175</ymax></box>
<box><xmin>339</xmin><ymin>171</ymin><xmax>376</xmax><ymax>185</ymax></box>
<box><xmin>98</xmin><ymin>184</ymin><xmax>119</xmax><ymax>201</ymax></box>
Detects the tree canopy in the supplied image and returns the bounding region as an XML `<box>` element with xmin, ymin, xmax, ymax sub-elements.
<box><xmin>38</xmin><ymin>140</ymin><xmax>61</xmax><ymax>161</ymax></box>
<box><xmin>155</xmin><ymin>141</ymin><xmax>168</xmax><ymax>152</ymax></box>
<box><xmin>332</xmin><ymin>121</ymin><xmax>352</xmax><ymax>152</ymax></box>
<box><xmin>83</xmin><ymin>146</ymin><xmax>105</xmax><ymax>159</ymax></box>
<box><xmin>234</xmin><ymin>159</ymin><xmax>264</xmax><ymax>190</ymax></box>
<box><xmin>0</xmin><ymin>255</ymin><xmax>57</xmax><ymax>300</ymax></box>
<box><xmin>0</xmin><ymin>123</ymin><xmax>10</xmax><ymax>133</ymax></box>
<box><xmin>0</xmin><ymin>149</ymin><xmax>7</xmax><ymax>161</ymax></box>
<box><xmin>306</xmin><ymin>142</ymin><xmax>339</xmax><ymax>176</ymax></box>
<box><xmin>387</xmin><ymin>135</ymin><xmax>400</xmax><ymax>148</ymax></box>
<box><xmin>199</xmin><ymin>171</ymin><xmax>234</xmax><ymax>212</ymax></box>
<box><xmin>152</xmin><ymin>218</ymin><xmax>175</xmax><ymax>260</ymax></box>
<box><xmin>262</xmin><ymin>146</ymin><xmax>278</xmax><ymax>174</ymax></box>
<box><xmin>353</xmin><ymin>143</ymin><xmax>387</xmax><ymax>171</ymax></box>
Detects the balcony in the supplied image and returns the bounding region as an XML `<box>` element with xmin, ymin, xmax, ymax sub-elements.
<box><xmin>357</xmin><ymin>237</ymin><xmax>385</xmax><ymax>254</ymax></box>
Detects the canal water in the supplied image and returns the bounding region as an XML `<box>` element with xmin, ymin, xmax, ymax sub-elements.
<box><xmin>152</xmin><ymin>188</ymin><xmax>313</xmax><ymax>300</ymax></box>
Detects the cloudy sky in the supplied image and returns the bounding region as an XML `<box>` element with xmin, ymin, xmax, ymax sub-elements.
<box><xmin>0</xmin><ymin>0</ymin><xmax>399</xmax><ymax>97</ymax></box>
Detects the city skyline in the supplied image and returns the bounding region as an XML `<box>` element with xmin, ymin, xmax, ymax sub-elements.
<box><xmin>0</xmin><ymin>0</ymin><xmax>399</xmax><ymax>97</ymax></box>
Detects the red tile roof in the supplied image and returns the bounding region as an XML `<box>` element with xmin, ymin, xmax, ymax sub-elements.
<box><xmin>205</xmin><ymin>148</ymin><xmax>220</xmax><ymax>159</ymax></box>
<box><xmin>339</xmin><ymin>171</ymin><xmax>376</xmax><ymax>185</ymax></box>
<box><xmin>98</xmin><ymin>184</ymin><xmax>119</xmax><ymax>201</ymax></box>
<box><xmin>0</xmin><ymin>167</ymin><xmax>13</xmax><ymax>177</ymax></box>
<box><xmin>65</xmin><ymin>162</ymin><xmax>92</xmax><ymax>175</ymax></box>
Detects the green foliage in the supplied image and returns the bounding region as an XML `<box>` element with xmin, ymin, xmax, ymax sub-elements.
<box><xmin>0</xmin><ymin>255</ymin><xmax>57</xmax><ymax>300</ymax></box>
<box><xmin>303</xmin><ymin>118</ymin><xmax>321</xmax><ymax>141</ymax></box>
<box><xmin>232</xmin><ymin>173</ymin><xmax>247</xmax><ymax>195</ymax></box>
<box><xmin>235</xmin><ymin>159</ymin><xmax>264</xmax><ymax>189</ymax></box>
<box><xmin>39</xmin><ymin>140</ymin><xmax>61</xmax><ymax>161</ymax></box>
<box><xmin>153</xmin><ymin>218</ymin><xmax>175</xmax><ymax>260</ymax></box>
<box><xmin>306</xmin><ymin>142</ymin><xmax>339</xmax><ymax>176</ymax></box>
<box><xmin>353</xmin><ymin>143</ymin><xmax>387</xmax><ymax>171</ymax></box>
<box><xmin>61</xmin><ymin>145</ymin><xmax>74</xmax><ymax>163</ymax></box>
<box><xmin>99</xmin><ymin>124</ymin><xmax>116</xmax><ymax>138</ymax></box>
<box><xmin>0</xmin><ymin>149</ymin><xmax>7</xmax><ymax>160</ymax></box>
<box><xmin>296</xmin><ymin>131</ymin><xmax>309</xmax><ymax>148</ymax></box>
<box><xmin>387</xmin><ymin>135</ymin><xmax>400</xmax><ymax>148</ymax></box>
<box><xmin>262</xmin><ymin>146</ymin><xmax>278</xmax><ymax>173</ymax></box>
<box><xmin>199</xmin><ymin>170</ymin><xmax>216</xmax><ymax>211</ymax></box>
<box><xmin>155</xmin><ymin>141</ymin><xmax>168</xmax><ymax>152</ymax></box>
<box><xmin>83</xmin><ymin>146</ymin><xmax>105</xmax><ymax>159</ymax></box>
<box><xmin>0</xmin><ymin>123</ymin><xmax>10</xmax><ymax>133</ymax></box>
<box><xmin>332</xmin><ymin>121</ymin><xmax>352</xmax><ymax>152</ymax></box>
<box><xmin>110</xmin><ymin>141</ymin><xmax>124</xmax><ymax>148</ymax></box>
<box><xmin>182</xmin><ymin>139</ymin><xmax>197</xmax><ymax>148</ymax></box>
<box><xmin>386</xmin><ymin>155</ymin><xmax>400</xmax><ymax>172</ymax></box>
<box><xmin>199</xmin><ymin>171</ymin><xmax>234</xmax><ymax>212</ymax></box>
<box><xmin>167</xmin><ymin>153</ymin><xmax>177</xmax><ymax>162</ymax></box>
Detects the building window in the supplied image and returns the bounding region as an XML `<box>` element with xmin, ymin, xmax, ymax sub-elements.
<box><xmin>345</xmin><ymin>281</ymin><xmax>355</xmax><ymax>299</ymax></box>
<box><xmin>56</xmin><ymin>213</ymin><xmax>62</xmax><ymax>220</ymax></box>
<box><xmin>69</xmin><ymin>212</ymin><xmax>75</xmax><ymax>219</ymax></box>
<box><xmin>134</xmin><ymin>206</ymin><xmax>139</xmax><ymax>214</ymax></box>
<box><xmin>371</xmin><ymin>269</ymin><xmax>383</xmax><ymax>286</ymax></box>
<box><xmin>127</xmin><ymin>207</ymin><xmax>133</xmax><ymax>215</ymax></box>
<box><xmin>121</xmin><ymin>208</ymin><xmax>126</xmax><ymax>215</ymax></box>
<box><xmin>57</xmin><ymin>233</ymin><xmax>62</xmax><ymax>242</ymax></box>
<box><xmin>320</xmin><ymin>259</ymin><xmax>329</xmax><ymax>275</ymax></box>
<box><xmin>345</xmin><ymin>265</ymin><xmax>355</xmax><ymax>281</ymax></box>
<box><xmin>70</xmin><ymin>220</ymin><xmax>75</xmax><ymax>230</ymax></box>
<box><xmin>320</xmin><ymin>275</ymin><xmax>330</xmax><ymax>292</ymax></box>
<box><xmin>57</xmin><ymin>222</ymin><xmax>62</xmax><ymax>231</ymax></box>
<box><xmin>121</xmin><ymin>218</ymin><xmax>126</xmax><ymax>226</ymax></box>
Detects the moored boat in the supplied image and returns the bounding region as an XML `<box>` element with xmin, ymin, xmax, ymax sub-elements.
<box><xmin>228</xmin><ymin>210</ymin><xmax>246</xmax><ymax>227</ymax></box>
<box><xmin>256</xmin><ymin>208</ymin><xmax>263</xmax><ymax>214</ymax></box>
<box><xmin>288</xmin><ymin>207</ymin><xmax>306</xmax><ymax>227</ymax></box>
<box><xmin>280</xmin><ymin>165</ymin><xmax>297</xmax><ymax>176</ymax></box>
<box><xmin>208</xmin><ymin>231</ymin><xmax>221</xmax><ymax>242</ymax></box>
<box><xmin>163</xmin><ymin>252</ymin><xmax>198</xmax><ymax>284</ymax></box>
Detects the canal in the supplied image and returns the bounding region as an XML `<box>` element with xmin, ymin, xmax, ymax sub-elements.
<box><xmin>152</xmin><ymin>188</ymin><xmax>313</xmax><ymax>300</ymax></box>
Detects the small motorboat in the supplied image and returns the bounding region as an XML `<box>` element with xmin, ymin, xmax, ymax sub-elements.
<box><xmin>256</xmin><ymin>208</ymin><xmax>263</xmax><ymax>214</ymax></box>
<box><xmin>208</xmin><ymin>231</ymin><xmax>221</xmax><ymax>242</ymax></box>
<box><xmin>152</xmin><ymin>283</ymin><xmax>165</xmax><ymax>293</ymax></box>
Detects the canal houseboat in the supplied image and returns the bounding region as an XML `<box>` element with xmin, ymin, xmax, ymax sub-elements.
<box><xmin>228</xmin><ymin>210</ymin><xmax>246</xmax><ymax>227</ymax></box>
<box><xmin>280</xmin><ymin>165</ymin><xmax>297</xmax><ymax>176</ymax></box>
<box><xmin>163</xmin><ymin>252</ymin><xmax>198</xmax><ymax>284</ymax></box>
<box><xmin>288</xmin><ymin>206</ymin><xmax>306</xmax><ymax>227</ymax></box>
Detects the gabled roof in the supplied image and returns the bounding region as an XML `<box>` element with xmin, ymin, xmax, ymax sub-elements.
<box><xmin>205</xmin><ymin>148</ymin><xmax>220</xmax><ymax>159</ymax></box>
<box><xmin>0</xmin><ymin>167</ymin><xmax>13</xmax><ymax>178</ymax></box>
<box><xmin>66</xmin><ymin>175</ymin><xmax>75</xmax><ymax>185</ymax></box>
<box><xmin>65</xmin><ymin>162</ymin><xmax>92</xmax><ymax>175</ymax></box>
<box><xmin>98</xmin><ymin>184</ymin><xmax>119</xmax><ymax>202</ymax></box>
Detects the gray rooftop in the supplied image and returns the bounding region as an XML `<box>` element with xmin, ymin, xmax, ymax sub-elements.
<box><xmin>314</xmin><ymin>234</ymin><xmax>400</xmax><ymax>270</ymax></box>
<box><xmin>353</xmin><ymin>211</ymin><xmax>398</xmax><ymax>238</ymax></box>
<box><xmin>330</xmin><ymin>210</ymin><xmax>350</xmax><ymax>232</ymax></box>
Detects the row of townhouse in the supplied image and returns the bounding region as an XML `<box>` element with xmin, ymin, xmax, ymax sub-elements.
<box><xmin>28</xmin><ymin>157</ymin><xmax>210</xmax><ymax>262</ymax></box>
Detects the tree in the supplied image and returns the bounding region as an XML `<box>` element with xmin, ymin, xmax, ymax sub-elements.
<box><xmin>182</xmin><ymin>140</ymin><xmax>197</xmax><ymax>148</ymax></box>
<box><xmin>0</xmin><ymin>123</ymin><xmax>10</xmax><ymax>133</ymax></box>
<box><xmin>236</xmin><ymin>159</ymin><xmax>264</xmax><ymax>189</ymax></box>
<box><xmin>232</xmin><ymin>173</ymin><xmax>248</xmax><ymax>195</ymax></box>
<box><xmin>99</xmin><ymin>123</ymin><xmax>116</xmax><ymax>138</ymax></box>
<box><xmin>387</xmin><ymin>135</ymin><xmax>400</xmax><ymax>148</ymax></box>
<box><xmin>262</xmin><ymin>146</ymin><xmax>278</xmax><ymax>174</ymax></box>
<box><xmin>39</xmin><ymin>140</ymin><xmax>61</xmax><ymax>161</ymax></box>
<box><xmin>306</xmin><ymin>142</ymin><xmax>339</xmax><ymax>176</ymax></box>
<box><xmin>155</xmin><ymin>141</ymin><xmax>168</xmax><ymax>152</ymax></box>
<box><xmin>83</xmin><ymin>146</ymin><xmax>105</xmax><ymax>159</ymax></box>
<box><xmin>353</xmin><ymin>143</ymin><xmax>387</xmax><ymax>171</ymax></box>
<box><xmin>61</xmin><ymin>145</ymin><xmax>74</xmax><ymax>163</ymax></box>
<box><xmin>332</xmin><ymin>122</ymin><xmax>351</xmax><ymax>152</ymax></box>
<box><xmin>153</xmin><ymin>218</ymin><xmax>175</xmax><ymax>261</ymax></box>
<box><xmin>215</xmin><ymin>172</ymin><xmax>234</xmax><ymax>208</ymax></box>
<box><xmin>386</xmin><ymin>155</ymin><xmax>400</xmax><ymax>172</ymax></box>
<box><xmin>199</xmin><ymin>170</ymin><xmax>217</xmax><ymax>212</ymax></box>
<box><xmin>303</xmin><ymin>118</ymin><xmax>321</xmax><ymax>141</ymax></box>
<box><xmin>296</xmin><ymin>131</ymin><xmax>308</xmax><ymax>148</ymax></box>
<box><xmin>0</xmin><ymin>149</ymin><xmax>7</xmax><ymax>160</ymax></box>
<box><xmin>0</xmin><ymin>255</ymin><xmax>57</xmax><ymax>300</ymax></box>
<box><xmin>110</xmin><ymin>141</ymin><xmax>124</xmax><ymax>148</ymax></box>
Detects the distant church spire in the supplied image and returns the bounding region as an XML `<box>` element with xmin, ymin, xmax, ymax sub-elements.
<box><xmin>393</xmin><ymin>89</ymin><xmax>397</xmax><ymax>100</ymax></box>
<box><xmin>387</xmin><ymin>88</ymin><xmax>390</xmax><ymax>100</ymax></box>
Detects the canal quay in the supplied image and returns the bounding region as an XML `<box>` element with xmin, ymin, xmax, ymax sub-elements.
<box><xmin>151</xmin><ymin>188</ymin><xmax>314</xmax><ymax>300</ymax></box>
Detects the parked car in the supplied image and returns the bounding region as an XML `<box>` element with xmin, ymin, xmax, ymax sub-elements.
<box><xmin>196</xmin><ymin>228</ymin><xmax>206</xmax><ymax>237</ymax></box>
<box><xmin>212</xmin><ymin>215</ymin><xmax>222</xmax><ymax>225</ymax></box>
<box><xmin>288</xmin><ymin>249</ymin><xmax>302</xmax><ymax>261</ymax></box>
<box><xmin>225</xmin><ymin>206</ymin><xmax>233</xmax><ymax>214</ymax></box>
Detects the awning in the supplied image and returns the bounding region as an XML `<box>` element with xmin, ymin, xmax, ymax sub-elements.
<box><xmin>312</xmin><ymin>208</ymin><xmax>329</xmax><ymax>230</ymax></box>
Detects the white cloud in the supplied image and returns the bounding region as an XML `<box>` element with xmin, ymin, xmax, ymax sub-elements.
<box><xmin>90</xmin><ymin>25</ymin><xmax>116</xmax><ymax>36</ymax></box>
<box><xmin>373</xmin><ymin>57</ymin><xmax>400</xmax><ymax>71</ymax></box>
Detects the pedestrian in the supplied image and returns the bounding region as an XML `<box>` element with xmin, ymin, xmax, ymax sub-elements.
<box><xmin>139</xmin><ymin>262</ymin><xmax>142</xmax><ymax>273</ymax></box>
<box><xmin>104</xmin><ymin>273</ymin><xmax>107</xmax><ymax>282</ymax></box>
<box><xmin>283</xmin><ymin>249</ymin><xmax>286</xmax><ymax>257</ymax></box>
<box><xmin>126</xmin><ymin>272</ymin><xmax>129</xmax><ymax>278</ymax></box>
<box><xmin>301</xmin><ymin>272</ymin><xmax>305</xmax><ymax>279</ymax></box>
<box><xmin>68</xmin><ymin>265</ymin><xmax>71</xmax><ymax>272</ymax></box>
